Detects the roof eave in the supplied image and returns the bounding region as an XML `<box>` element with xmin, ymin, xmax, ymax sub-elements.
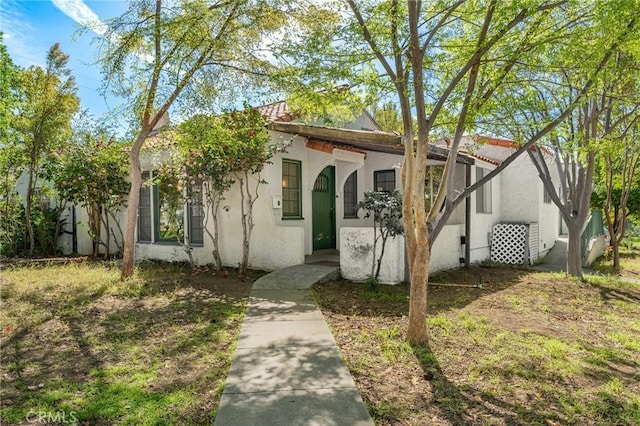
<box><xmin>266</xmin><ymin>122</ymin><xmax>475</xmax><ymax>165</ymax></box>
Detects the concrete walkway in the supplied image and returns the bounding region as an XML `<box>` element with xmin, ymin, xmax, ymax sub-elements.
<box><xmin>214</xmin><ymin>264</ymin><xmax>374</xmax><ymax>426</ymax></box>
<box><xmin>531</xmin><ymin>236</ymin><xmax>568</xmax><ymax>272</ymax></box>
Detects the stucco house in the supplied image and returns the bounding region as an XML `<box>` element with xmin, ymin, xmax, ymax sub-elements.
<box><xmin>35</xmin><ymin>100</ymin><xmax>564</xmax><ymax>282</ymax></box>
<box><xmin>132</xmin><ymin>102</ymin><xmax>481</xmax><ymax>273</ymax></box>
<box><xmin>340</xmin><ymin>134</ymin><xmax>562</xmax><ymax>283</ymax></box>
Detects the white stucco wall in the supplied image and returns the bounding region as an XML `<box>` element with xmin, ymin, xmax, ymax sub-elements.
<box><xmin>71</xmin><ymin>205</ymin><xmax>126</xmax><ymax>256</ymax></box>
<box><xmin>430</xmin><ymin>224</ymin><xmax>465</xmax><ymax>273</ymax></box>
<box><xmin>500</xmin><ymin>155</ymin><xmax>539</xmax><ymax>223</ymax></box>
<box><xmin>499</xmin><ymin>151</ymin><xmax>560</xmax><ymax>256</ymax></box>
<box><xmin>345</xmin><ymin>111</ymin><xmax>380</xmax><ymax>131</ymax></box>
<box><xmin>469</xmin><ymin>162</ymin><xmax>501</xmax><ymax>264</ymax></box>
<box><xmin>537</xmin><ymin>157</ymin><xmax>561</xmax><ymax>255</ymax></box>
<box><xmin>340</xmin><ymin>227</ymin><xmax>405</xmax><ymax>284</ymax></box>
<box><xmin>13</xmin><ymin>171</ymin><xmax>126</xmax><ymax>256</ymax></box>
<box><xmin>335</xmin><ymin>150</ymin><xmax>404</xmax><ymax>237</ymax></box>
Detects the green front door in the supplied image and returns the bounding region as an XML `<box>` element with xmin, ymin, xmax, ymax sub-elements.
<box><xmin>312</xmin><ymin>166</ymin><xmax>336</xmax><ymax>250</ymax></box>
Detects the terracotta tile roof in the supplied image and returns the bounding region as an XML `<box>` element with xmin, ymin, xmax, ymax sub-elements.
<box><xmin>305</xmin><ymin>139</ymin><xmax>367</xmax><ymax>157</ymax></box>
<box><xmin>469</xmin><ymin>153</ymin><xmax>501</xmax><ymax>166</ymax></box>
<box><xmin>257</xmin><ymin>100</ymin><xmax>297</xmax><ymax>122</ymax></box>
<box><xmin>256</xmin><ymin>86</ymin><xmax>351</xmax><ymax>123</ymax></box>
<box><xmin>475</xmin><ymin>135</ymin><xmax>520</xmax><ymax>148</ymax></box>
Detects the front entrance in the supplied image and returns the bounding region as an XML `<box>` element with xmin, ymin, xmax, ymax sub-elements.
<box><xmin>312</xmin><ymin>166</ymin><xmax>336</xmax><ymax>250</ymax></box>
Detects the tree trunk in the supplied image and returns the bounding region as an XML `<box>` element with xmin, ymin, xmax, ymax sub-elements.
<box><xmin>407</xmin><ymin>237</ymin><xmax>430</xmax><ymax>345</ymax></box>
<box><xmin>375</xmin><ymin>232</ymin><xmax>388</xmax><ymax>280</ymax></box>
<box><xmin>566</xmin><ymin>222</ymin><xmax>583</xmax><ymax>278</ymax></box>
<box><xmin>103</xmin><ymin>207</ymin><xmax>111</xmax><ymax>259</ymax></box>
<box><xmin>371</xmin><ymin>222</ymin><xmax>378</xmax><ymax>278</ymax></box>
<box><xmin>25</xmin><ymin>166</ymin><xmax>35</xmax><ymax>256</ymax></box>
<box><xmin>88</xmin><ymin>204</ymin><xmax>102</xmax><ymax>257</ymax></box>
<box><xmin>121</xmin><ymin>132</ymin><xmax>146</xmax><ymax>279</ymax></box>
<box><xmin>108</xmin><ymin>209</ymin><xmax>124</xmax><ymax>254</ymax></box>
<box><xmin>612</xmin><ymin>241</ymin><xmax>620</xmax><ymax>269</ymax></box>
<box><xmin>202</xmin><ymin>183</ymin><xmax>224</xmax><ymax>271</ymax></box>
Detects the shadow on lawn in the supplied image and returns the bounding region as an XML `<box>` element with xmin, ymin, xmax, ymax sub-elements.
<box><xmin>411</xmin><ymin>342</ymin><xmax>555</xmax><ymax>425</ymax></box>
<box><xmin>0</xmin><ymin>264</ymin><xmax>252</xmax><ymax>424</ymax></box>
<box><xmin>410</xmin><ymin>340</ymin><xmax>639</xmax><ymax>425</ymax></box>
<box><xmin>315</xmin><ymin>266</ymin><xmax>533</xmax><ymax>316</ymax></box>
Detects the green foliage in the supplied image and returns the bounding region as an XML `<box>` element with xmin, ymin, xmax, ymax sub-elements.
<box><xmin>97</xmin><ymin>0</ymin><xmax>288</xmax><ymax>133</ymax></box>
<box><xmin>357</xmin><ymin>189</ymin><xmax>403</xmax><ymax>280</ymax></box>
<box><xmin>358</xmin><ymin>189</ymin><xmax>404</xmax><ymax>237</ymax></box>
<box><xmin>0</xmin><ymin>205</ymin><xmax>62</xmax><ymax>256</ymax></box>
<box><xmin>0</xmin><ymin>196</ymin><xmax>25</xmax><ymax>256</ymax></box>
<box><xmin>14</xmin><ymin>43</ymin><xmax>79</xmax><ymax>151</ymax></box>
<box><xmin>181</xmin><ymin>106</ymin><xmax>274</xmax><ymax>175</ymax></box>
<box><xmin>0</xmin><ymin>32</ymin><xmax>21</xmax><ymax>144</ymax></box>
<box><xmin>9</xmin><ymin>43</ymin><xmax>80</xmax><ymax>256</ymax></box>
<box><xmin>364</xmin><ymin>274</ymin><xmax>379</xmax><ymax>291</ymax></box>
<box><xmin>592</xmin><ymin>186</ymin><xmax>640</xmax><ymax>219</ymax></box>
<box><xmin>52</xmin><ymin>139</ymin><xmax>129</xmax><ymax>210</ymax></box>
<box><xmin>371</xmin><ymin>101</ymin><xmax>403</xmax><ymax>133</ymax></box>
<box><xmin>175</xmin><ymin>105</ymin><xmax>280</xmax><ymax>271</ymax></box>
<box><xmin>31</xmin><ymin>207</ymin><xmax>65</xmax><ymax>255</ymax></box>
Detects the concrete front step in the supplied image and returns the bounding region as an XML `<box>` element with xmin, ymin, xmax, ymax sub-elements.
<box><xmin>252</xmin><ymin>264</ymin><xmax>340</xmax><ymax>290</ymax></box>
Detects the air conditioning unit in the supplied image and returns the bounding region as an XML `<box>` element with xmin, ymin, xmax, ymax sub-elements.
<box><xmin>490</xmin><ymin>223</ymin><xmax>539</xmax><ymax>265</ymax></box>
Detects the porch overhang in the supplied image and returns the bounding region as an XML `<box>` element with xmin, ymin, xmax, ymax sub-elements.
<box><xmin>304</xmin><ymin>139</ymin><xmax>366</xmax><ymax>165</ymax></box>
<box><xmin>267</xmin><ymin>122</ymin><xmax>475</xmax><ymax>165</ymax></box>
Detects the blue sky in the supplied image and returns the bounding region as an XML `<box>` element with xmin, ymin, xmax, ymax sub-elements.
<box><xmin>2</xmin><ymin>0</ymin><xmax>128</xmax><ymax>122</ymax></box>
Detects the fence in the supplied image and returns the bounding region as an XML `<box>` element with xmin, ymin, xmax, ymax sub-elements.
<box><xmin>581</xmin><ymin>209</ymin><xmax>604</xmax><ymax>258</ymax></box>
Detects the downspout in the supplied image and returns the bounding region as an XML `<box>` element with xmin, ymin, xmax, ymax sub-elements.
<box><xmin>465</xmin><ymin>165</ymin><xmax>471</xmax><ymax>267</ymax></box>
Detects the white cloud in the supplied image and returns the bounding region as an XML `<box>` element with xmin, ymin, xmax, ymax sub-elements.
<box><xmin>0</xmin><ymin>0</ymin><xmax>44</xmax><ymax>66</ymax></box>
<box><xmin>51</xmin><ymin>0</ymin><xmax>109</xmax><ymax>36</ymax></box>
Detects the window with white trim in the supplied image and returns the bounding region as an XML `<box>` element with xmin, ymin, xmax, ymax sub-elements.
<box><xmin>282</xmin><ymin>159</ymin><xmax>302</xmax><ymax>219</ymax></box>
<box><xmin>476</xmin><ymin>167</ymin><xmax>492</xmax><ymax>214</ymax></box>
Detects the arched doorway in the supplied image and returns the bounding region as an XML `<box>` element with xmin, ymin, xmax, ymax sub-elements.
<box><xmin>312</xmin><ymin>165</ymin><xmax>336</xmax><ymax>250</ymax></box>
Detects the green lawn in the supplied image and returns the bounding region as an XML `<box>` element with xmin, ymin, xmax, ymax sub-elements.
<box><xmin>2</xmin><ymin>256</ymin><xmax>639</xmax><ymax>425</ymax></box>
<box><xmin>591</xmin><ymin>240</ymin><xmax>640</xmax><ymax>280</ymax></box>
<box><xmin>0</xmin><ymin>262</ymin><xmax>253</xmax><ymax>425</ymax></box>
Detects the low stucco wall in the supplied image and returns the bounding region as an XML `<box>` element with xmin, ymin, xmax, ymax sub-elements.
<box><xmin>134</xmin><ymin>225</ymin><xmax>305</xmax><ymax>271</ymax></box>
<box><xmin>340</xmin><ymin>227</ymin><xmax>405</xmax><ymax>284</ymax></box>
<box><xmin>584</xmin><ymin>234</ymin><xmax>605</xmax><ymax>266</ymax></box>
<box><xmin>341</xmin><ymin>225</ymin><xmax>471</xmax><ymax>284</ymax></box>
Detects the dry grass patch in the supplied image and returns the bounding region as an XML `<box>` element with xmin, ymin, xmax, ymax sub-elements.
<box><xmin>315</xmin><ymin>266</ymin><xmax>640</xmax><ymax>425</ymax></box>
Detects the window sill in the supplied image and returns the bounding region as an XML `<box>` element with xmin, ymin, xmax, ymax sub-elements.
<box><xmin>282</xmin><ymin>217</ymin><xmax>304</xmax><ymax>221</ymax></box>
<box><xmin>138</xmin><ymin>241</ymin><xmax>204</xmax><ymax>247</ymax></box>
<box><xmin>343</xmin><ymin>216</ymin><xmax>359</xmax><ymax>219</ymax></box>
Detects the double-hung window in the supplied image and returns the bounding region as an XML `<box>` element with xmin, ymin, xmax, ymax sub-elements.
<box><xmin>137</xmin><ymin>171</ymin><xmax>204</xmax><ymax>245</ymax></box>
<box><xmin>282</xmin><ymin>159</ymin><xmax>302</xmax><ymax>219</ymax></box>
